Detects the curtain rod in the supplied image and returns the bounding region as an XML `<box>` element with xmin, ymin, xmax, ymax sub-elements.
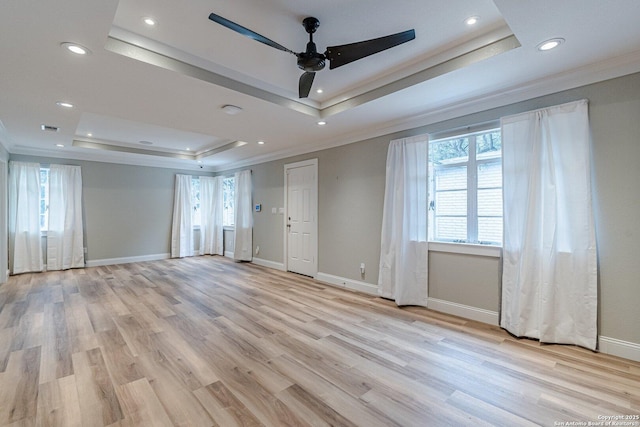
<box><xmin>428</xmin><ymin>119</ymin><xmax>500</xmax><ymax>141</ymax></box>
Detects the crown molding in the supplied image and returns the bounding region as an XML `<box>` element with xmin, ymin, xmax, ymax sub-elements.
<box><xmin>9</xmin><ymin>49</ymin><xmax>640</xmax><ymax>174</ymax></box>
<box><xmin>104</xmin><ymin>35</ymin><xmax>320</xmax><ymax>119</ymax></box>
<box><xmin>106</xmin><ymin>28</ymin><xmax>519</xmax><ymax>121</ymax></box>
<box><xmin>213</xmin><ymin>48</ymin><xmax>640</xmax><ymax>172</ymax></box>
<box><xmin>9</xmin><ymin>145</ymin><xmax>215</xmax><ymax>172</ymax></box>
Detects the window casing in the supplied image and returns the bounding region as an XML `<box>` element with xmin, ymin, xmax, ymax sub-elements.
<box><xmin>428</xmin><ymin>129</ymin><xmax>502</xmax><ymax>245</ymax></box>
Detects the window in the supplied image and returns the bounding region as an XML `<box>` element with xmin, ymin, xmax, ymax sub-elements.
<box><xmin>192</xmin><ymin>177</ymin><xmax>201</xmax><ymax>227</ymax></box>
<box><xmin>428</xmin><ymin>129</ymin><xmax>502</xmax><ymax>245</ymax></box>
<box><xmin>190</xmin><ymin>176</ymin><xmax>234</xmax><ymax>227</ymax></box>
<box><xmin>39</xmin><ymin>168</ymin><xmax>49</xmax><ymax>231</ymax></box>
<box><xmin>223</xmin><ymin>177</ymin><xmax>234</xmax><ymax>227</ymax></box>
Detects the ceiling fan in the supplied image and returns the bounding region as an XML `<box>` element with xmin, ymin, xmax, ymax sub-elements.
<box><xmin>208</xmin><ymin>13</ymin><xmax>416</xmax><ymax>98</ymax></box>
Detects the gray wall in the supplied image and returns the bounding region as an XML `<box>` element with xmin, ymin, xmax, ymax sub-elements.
<box><xmin>248</xmin><ymin>138</ymin><xmax>388</xmax><ymax>281</ymax></box>
<box><xmin>0</xmin><ymin>143</ymin><xmax>8</xmax><ymax>162</ymax></box>
<box><xmin>428</xmin><ymin>251</ymin><xmax>500</xmax><ymax>311</ymax></box>
<box><xmin>9</xmin><ymin>155</ymin><xmax>212</xmax><ymax>261</ymax></box>
<box><xmin>5</xmin><ymin>72</ymin><xmax>640</xmax><ymax>347</ymax></box>
<box><xmin>241</xmin><ymin>72</ymin><xmax>640</xmax><ymax>345</ymax></box>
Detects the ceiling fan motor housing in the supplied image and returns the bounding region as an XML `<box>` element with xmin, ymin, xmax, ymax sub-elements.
<box><xmin>302</xmin><ymin>17</ymin><xmax>320</xmax><ymax>34</ymax></box>
<box><xmin>298</xmin><ymin>17</ymin><xmax>325</xmax><ymax>72</ymax></box>
<box><xmin>297</xmin><ymin>45</ymin><xmax>326</xmax><ymax>71</ymax></box>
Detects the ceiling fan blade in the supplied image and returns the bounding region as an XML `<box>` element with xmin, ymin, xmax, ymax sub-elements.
<box><xmin>208</xmin><ymin>13</ymin><xmax>297</xmax><ymax>55</ymax></box>
<box><xmin>299</xmin><ymin>72</ymin><xmax>315</xmax><ymax>98</ymax></box>
<box><xmin>325</xmin><ymin>29</ymin><xmax>415</xmax><ymax>69</ymax></box>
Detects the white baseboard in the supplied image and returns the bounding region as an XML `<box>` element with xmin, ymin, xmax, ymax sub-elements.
<box><xmin>224</xmin><ymin>251</ymin><xmax>234</xmax><ymax>259</ymax></box>
<box><xmin>252</xmin><ymin>257</ymin><xmax>286</xmax><ymax>271</ymax></box>
<box><xmin>86</xmin><ymin>253</ymin><xmax>171</xmax><ymax>267</ymax></box>
<box><xmin>427</xmin><ymin>297</ymin><xmax>499</xmax><ymax>326</ymax></box>
<box><xmin>599</xmin><ymin>336</ymin><xmax>640</xmax><ymax>362</ymax></box>
<box><xmin>315</xmin><ymin>272</ymin><xmax>378</xmax><ymax>296</ymax></box>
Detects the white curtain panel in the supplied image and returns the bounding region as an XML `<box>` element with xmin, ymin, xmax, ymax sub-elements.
<box><xmin>8</xmin><ymin>161</ymin><xmax>43</xmax><ymax>274</ymax></box>
<box><xmin>233</xmin><ymin>169</ymin><xmax>253</xmax><ymax>261</ymax></box>
<box><xmin>500</xmin><ymin>99</ymin><xmax>598</xmax><ymax>350</ymax></box>
<box><xmin>378</xmin><ymin>136</ymin><xmax>429</xmax><ymax>306</ymax></box>
<box><xmin>47</xmin><ymin>164</ymin><xmax>85</xmax><ymax>270</ymax></box>
<box><xmin>200</xmin><ymin>176</ymin><xmax>224</xmax><ymax>256</ymax></box>
<box><xmin>171</xmin><ymin>174</ymin><xmax>194</xmax><ymax>258</ymax></box>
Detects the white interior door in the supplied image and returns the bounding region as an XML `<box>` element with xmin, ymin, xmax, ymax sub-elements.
<box><xmin>285</xmin><ymin>159</ymin><xmax>317</xmax><ymax>277</ymax></box>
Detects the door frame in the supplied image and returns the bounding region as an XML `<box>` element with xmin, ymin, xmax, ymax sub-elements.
<box><xmin>0</xmin><ymin>160</ymin><xmax>6</xmax><ymax>283</ymax></box>
<box><xmin>283</xmin><ymin>158</ymin><xmax>318</xmax><ymax>276</ymax></box>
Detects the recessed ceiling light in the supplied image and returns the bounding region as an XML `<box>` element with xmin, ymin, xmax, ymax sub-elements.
<box><xmin>257</xmin><ymin>141</ymin><xmax>265</xmax><ymax>145</ymax></box>
<box><xmin>56</xmin><ymin>144</ymin><xmax>65</xmax><ymax>148</ymax></box>
<box><xmin>56</xmin><ymin>101</ymin><xmax>74</xmax><ymax>108</ymax></box>
<box><xmin>61</xmin><ymin>42</ymin><xmax>91</xmax><ymax>55</ymax></box>
<box><xmin>87</xmin><ymin>132</ymin><xmax>92</xmax><ymax>137</ymax></box>
<box><xmin>143</xmin><ymin>17</ymin><xmax>156</xmax><ymax>26</ymax></box>
<box><xmin>465</xmin><ymin>16</ymin><xmax>479</xmax><ymax>26</ymax></box>
<box><xmin>537</xmin><ymin>38</ymin><xmax>565</xmax><ymax>51</ymax></box>
<box><xmin>317</xmin><ymin>121</ymin><xmax>327</xmax><ymax>126</ymax></box>
<box><xmin>186</xmin><ymin>147</ymin><xmax>191</xmax><ymax>151</ymax></box>
<box><xmin>316</xmin><ymin>89</ymin><xmax>323</xmax><ymax>94</ymax></box>
<box><xmin>139</xmin><ymin>140</ymin><xmax>154</xmax><ymax>145</ymax></box>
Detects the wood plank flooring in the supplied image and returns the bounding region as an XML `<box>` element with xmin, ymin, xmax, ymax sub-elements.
<box><xmin>0</xmin><ymin>256</ymin><xmax>638</xmax><ymax>426</ymax></box>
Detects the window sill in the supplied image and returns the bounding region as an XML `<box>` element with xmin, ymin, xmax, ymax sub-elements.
<box><xmin>428</xmin><ymin>241</ymin><xmax>501</xmax><ymax>258</ymax></box>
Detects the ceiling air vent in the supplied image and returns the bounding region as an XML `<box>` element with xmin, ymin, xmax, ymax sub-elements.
<box><xmin>40</xmin><ymin>124</ymin><xmax>59</xmax><ymax>132</ymax></box>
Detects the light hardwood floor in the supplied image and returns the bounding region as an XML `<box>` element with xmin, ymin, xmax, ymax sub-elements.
<box><xmin>0</xmin><ymin>256</ymin><xmax>638</xmax><ymax>426</ymax></box>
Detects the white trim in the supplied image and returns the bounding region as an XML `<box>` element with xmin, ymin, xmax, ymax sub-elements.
<box><xmin>212</xmin><ymin>50</ymin><xmax>640</xmax><ymax>174</ymax></box>
<box><xmin>284</xmin><ymin>159</ymin><xmax>318</xmax><ymax>276</ymax></box>
<box><xmin>86</xmin><ymin>252</ymin><xmax>170</xmax><ymax>267</ymax></box>
<box><xmin>427</xmin><ymin>297</ymin><xmax>499</xmax><ymax>325</ymax></box>
<box><xmin>10</xmin><ymin>144</ymin><xmax>215</xmax><ymax>172</ymax></box>
<box><xmin>428</xmin><ymin>242</ymin><xmax>501</xmax><ymax>258</ymax></box>
<box><xmin>252</xmin><ymin>257</ymin><xmax>285</xmax><ymax>271</ymax></box>
<box><xmin>224</xmin><ymin>251</ymin><xmax>234</xmax><ymax>258</ymax></box>
<box><xmin>9</xmin><ymin>49</ymin><xmax>639</xmax><ymax>175</ymax></box>
<box><xmin>0</xmin><ymin>159</ymin><xmax>7</xmax><ymax>284</ymax></box>
<box><xmin>315</xmin><ymin>272</ymin><xmax>378</xmax><ymax>296</ymax></box>
<box><xmin>599</xmin><ymin>336</ymin><xmax>640</xmax><ymax>362</ymax></box>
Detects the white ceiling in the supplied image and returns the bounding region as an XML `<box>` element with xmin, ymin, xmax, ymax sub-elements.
<box><xmin>2</xmin><ymin>0</ymin><xmax>640</xmax><ymax>171</ymax></box>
